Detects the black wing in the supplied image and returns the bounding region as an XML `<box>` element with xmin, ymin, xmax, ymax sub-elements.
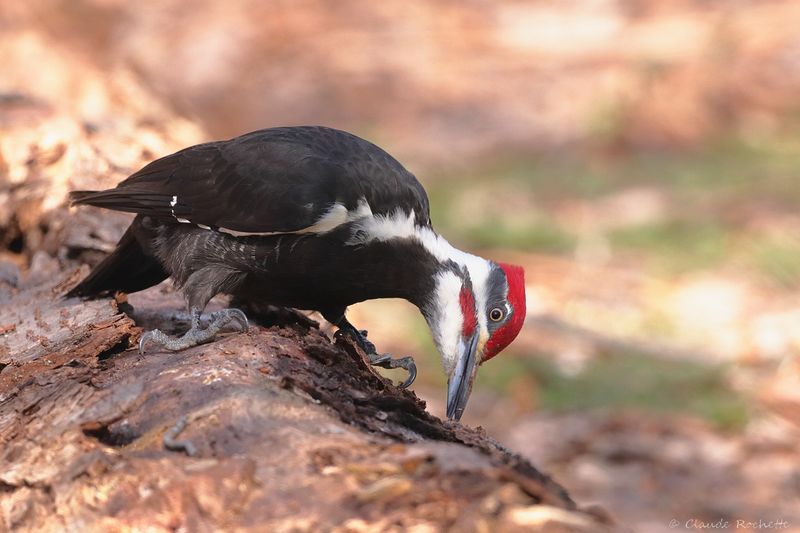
<box><xmin>70</xmin><ymin>126</ymin><xmax>431</xmax><ymax>233</ymax></box>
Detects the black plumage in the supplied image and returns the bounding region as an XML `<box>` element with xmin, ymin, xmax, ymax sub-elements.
<box><xmin>67</xmin><ymin>126</ymin><xmax>438</xmax><ymax>326</ymax></box>
<box><xmin>70</xmin><ymin>126</ymin><xmax>430</xmax><ymax>232</ymax></box>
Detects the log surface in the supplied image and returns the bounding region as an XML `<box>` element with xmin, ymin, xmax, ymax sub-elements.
<box><xmin>0</xmin><ymin>277</ymin><xmax>617</xmax><ymax>532</ymax></box>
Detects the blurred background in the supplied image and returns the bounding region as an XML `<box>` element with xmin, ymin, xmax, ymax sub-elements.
<box><xmin>2</xmin><ymin>1</ymin><xmax>800</xmax><ymax>530</ymax></box>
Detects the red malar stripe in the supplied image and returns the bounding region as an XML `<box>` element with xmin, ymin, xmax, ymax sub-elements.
<box><xmin>459</xmin><ymin>286</ymin><xmax>477</xmax><ymax>338</ymax></box>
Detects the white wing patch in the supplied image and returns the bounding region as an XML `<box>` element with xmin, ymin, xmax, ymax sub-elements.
<box><xmin>216</xmin><ymin>203</ymin><xmax>349</xmax><ymax>237</ymax></box>
<box><xmin>173</xmin><ymin>197</ymin><xmax>373</xmax><ymax>237</ymax></box>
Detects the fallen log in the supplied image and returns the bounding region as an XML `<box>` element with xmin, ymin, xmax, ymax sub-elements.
<box><xmin>0</xmin><ymin>275</ymin><xmax>617</xmax><ymax>531</ymax></box>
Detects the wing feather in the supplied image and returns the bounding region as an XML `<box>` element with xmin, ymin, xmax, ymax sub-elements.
<box><xmin>71</xmin><ymin>126</ymin><xmax>430</xmax><ymax>235</ymax></box>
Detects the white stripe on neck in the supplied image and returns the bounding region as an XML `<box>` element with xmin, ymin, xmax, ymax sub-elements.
<box><xmin>347</xmin><ymin>208</ymin><xmax>491</xmax><ymax>329</ymax></box>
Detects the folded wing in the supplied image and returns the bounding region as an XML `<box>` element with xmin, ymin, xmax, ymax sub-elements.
<box><xmin>70</xmin><ymin>126</ymin><xmax>431</xmax><ymax>235</ymax></box>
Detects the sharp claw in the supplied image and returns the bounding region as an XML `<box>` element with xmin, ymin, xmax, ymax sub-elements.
<box><xmin>398</xmin><ymin>358</ymin><xmax>417</xmax><ymax>389</ymax></box>
<box><xmin>207</xmin><ymin>308</ymin><xmax>249</xmax><ymax>332</ymax></box>
<box><xmin>368</xmin><ymin>353</ymin><xmax>417</xmax><ymax>388</ymax></box>
<box><xmin>230</xmin><ymin>309</ymin><xmax>249</xmax><ymax>331</ymax></box>
<box><xmin>137</xmin><ymin>308</ymin><xmax>246</xmax><ymax>355</ymax></box>
<box><xmin>138</xmin><ymin>331</ymin><xmax>153</xmax><ymax>355</ymax></box>
<box><xmin>334</xmin><ymin>323</ymin><xmax>416</xmax><ymax>388</ymax></box>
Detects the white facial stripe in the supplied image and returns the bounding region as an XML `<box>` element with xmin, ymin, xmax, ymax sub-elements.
<box><xmin>175</xmin><ymin>197</ymin><xmax>373</xmax><ymax>237</ymax></box>
<box><xmin>350</xmin><ymin>208</ymin><xmax>495</xmax><ymax>370</ymax></box>
<box><xmin>349</xmin><ymin>208</ymin><xmax>492</xmax><ymax>322</ymax></box>
<box><xmin>427</xmin><ymin>270</ymin><xmax>463</xmax><ymax>376</ymax></box>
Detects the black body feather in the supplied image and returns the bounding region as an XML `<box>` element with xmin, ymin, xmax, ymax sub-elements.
<box><xmin>67</xmin><ymin>126</ymin><xmax>439</xmax><ymax>322</ymax></box>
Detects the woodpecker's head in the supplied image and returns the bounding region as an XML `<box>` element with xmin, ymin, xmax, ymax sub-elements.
<box><xmin>422</xmin><ymin>259</ymin><xmax>526</xmax><ymax>421</ymax></box>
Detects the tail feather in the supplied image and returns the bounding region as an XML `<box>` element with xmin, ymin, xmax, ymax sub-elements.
<box><xmin>66</xmin><ymin>224</ymin><xmax>168</xmax><ymax>298</ymax></box>
<box><xmin>69</xmin><ymin>189</ymin><xmax>173</xmax><ymax>217</ymax></box>
<box><xmin>68</xmin><ymin>190</ymin><xmax>100</xmax><ymax>205</ymax></box>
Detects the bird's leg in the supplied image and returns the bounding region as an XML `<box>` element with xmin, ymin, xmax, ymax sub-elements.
<box><xmin>139</xmin><ymin>307</ymin><xmax>248</xmax><ymax>354</ymax></box>
<box><xmin>335</xmin><ymin>318</ymin><xmax>417</xmax><ymax>388</ymax></box>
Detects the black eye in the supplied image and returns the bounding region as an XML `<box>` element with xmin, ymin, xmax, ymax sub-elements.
<box><xmin>489</xmin><ymin>307</ymin><xmax>504</xmax><ymax>322</ymax></box>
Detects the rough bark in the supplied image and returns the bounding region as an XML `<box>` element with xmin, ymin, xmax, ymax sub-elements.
<box><xmin>0</xmin><ymin>274</ymin><xmax>618</xmax><ymax>532</ymax></box>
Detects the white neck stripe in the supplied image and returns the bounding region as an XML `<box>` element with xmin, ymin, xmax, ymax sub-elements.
<box><xmin>348</xmin><ymin>208</ymin><xmax>492</xmax><ymax>348</ymax></box>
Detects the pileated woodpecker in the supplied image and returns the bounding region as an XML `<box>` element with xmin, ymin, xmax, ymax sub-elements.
<box><xmin>67</xmin><ymin>126</ymin><xmax>526</xmax><ymax>420</ymax></box>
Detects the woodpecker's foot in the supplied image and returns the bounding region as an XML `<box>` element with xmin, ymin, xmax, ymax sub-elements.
<box><xmin>368</xmin><ymin>352</ymin><xmax>417</xmax><ymax>389</ymax></box>
<box><xmin>139</xmin><ymin>308</ymin><xmax>248</xmax><ymax>354</ymax></box>
<box><xmin>335</xmin><ymin>327</ymin><xmax>377</xmax><ymax>354</ymax></box>
<box><xmin>335</xmin><ymin>326</ymin><xmax>417</xmax><ymax>388</ymax></box>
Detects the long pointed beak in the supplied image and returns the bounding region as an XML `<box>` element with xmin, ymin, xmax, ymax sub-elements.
<box><xmin>446</xmin><ymin>333</ymin><xmax>480</xmax><ymax>421</ymax></box>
